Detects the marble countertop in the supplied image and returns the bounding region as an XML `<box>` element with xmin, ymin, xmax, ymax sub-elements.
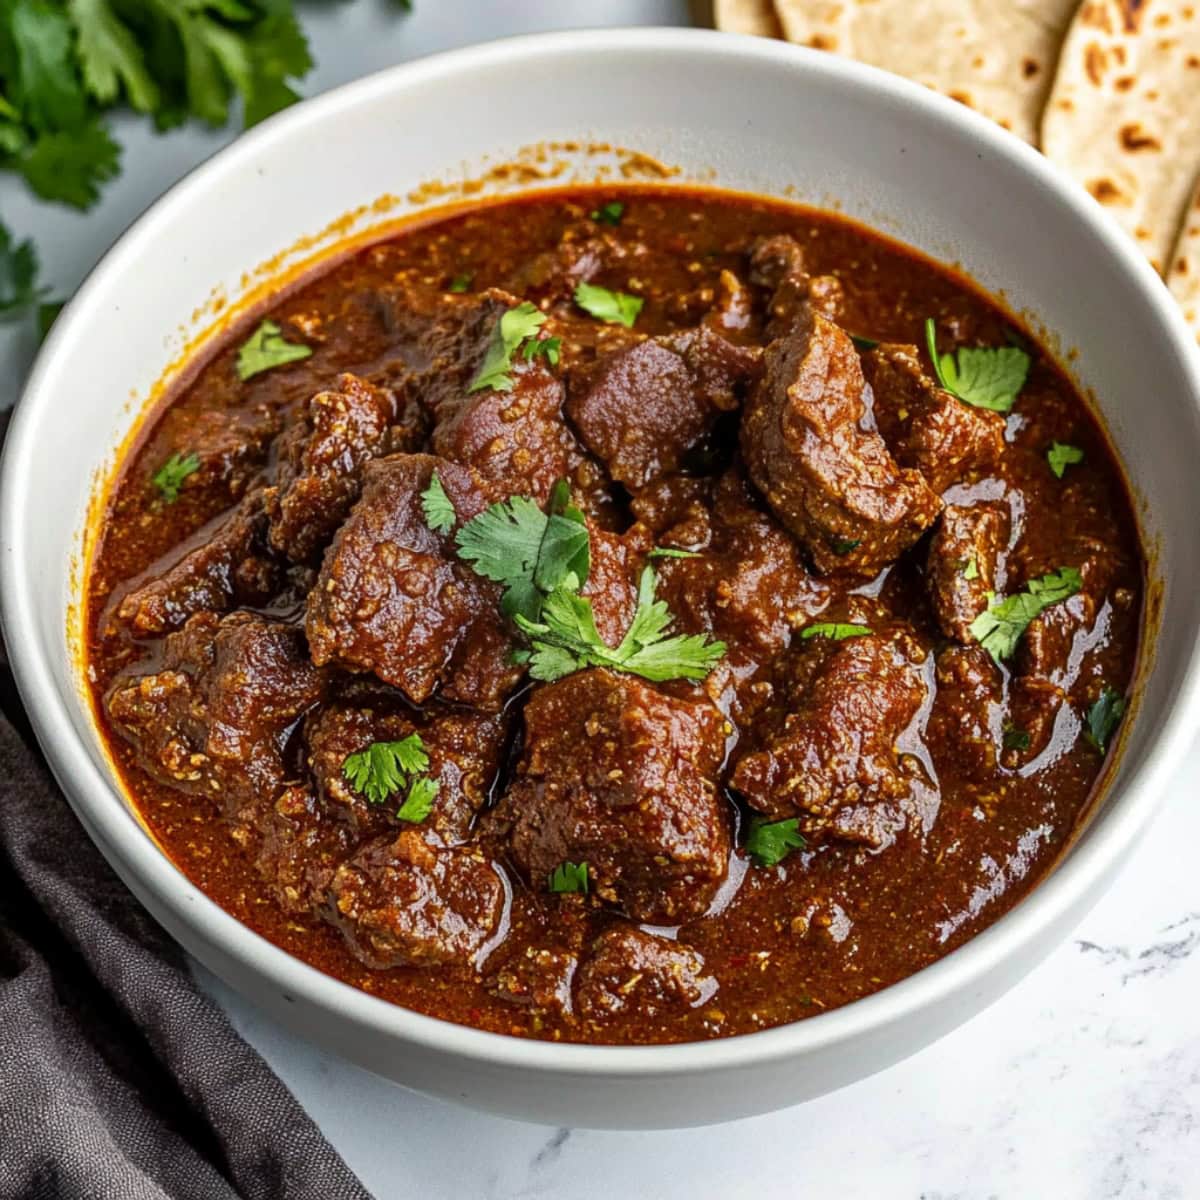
<box><xmin>3</xmin><ymin>3</ymin><xmax>1197</xmax><ymax>1195</ymax></box>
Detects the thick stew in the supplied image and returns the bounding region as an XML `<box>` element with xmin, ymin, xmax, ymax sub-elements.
<box><xmin>85</xmin><ymin>188</ymin><xmax>1143</xmax><ymax>1044</ymax></box>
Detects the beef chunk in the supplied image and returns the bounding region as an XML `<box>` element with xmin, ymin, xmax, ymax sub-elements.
<box><xmin>566</xmin><ymin>323</ymin><xmax>760</xmax><ymax>488</ymax></box>
<box><xmin>113</xmin><ymin>490</ymin><xmax>280</xmax><ymax>636</ymax></box>
<box><xmin>107</xmin><ymin>612</ymin><xmax>325</xmax><ymax>818</ymax></box>
<box><xmin>488</xmin><ymin>945</ymin><xmax>581</xmax><ymax>1021</ymax></box>
<box><xmin>740</xmin><ymin>308</ymin><xmax>941</xmax><ymax>576</ymax></box>
<box><xmin>432</xmin><ymin>354</ymin><xmax>580</xmax><ymax>502</ymax></box>
<box><xmin>506</xmin><ymin>228</ymin><xmax>647</xmax><ymax>307</ymax></box>
<box><xmin>653</xmin><ymin>469</ymin><xmax>829</xmax><ymax>664</ymax></box>
<box><xmin>925</xmin><ymin>646</ymin><xmax>1003</xmax><ymax>782</ymax></box>
<box><xmin>305</xmin><ymin>453</ymin><xmax>521</xmax><ymax>707</ymax></box>
<box><xmin>927</xmin><ymin>502</ymin><xmax>1010</xmax><ymax>641</ymax></box>
<box><xmin>489</xmin><ymin>669</ymin><xmax>730</xmax><ymax>923</ymax></box>
<box><xmin>748</xmin><ymin>234</ymin><xmax>843</xmax><ymax>331</ymax></box>
<box><xmin>154</xmin><ymin>404</ymin><xmax>279</xmax><ymax>503</ymax></box>
<box><xmin>865</xmin><ymin>343</ymin><xmax>1006</xmax><ymax>494</ymax></box>
<box><xmin>731</xmin><ymin>632</ymin><xmax>929</xmax><ymax>848</ymax></box>
<box><xmin>266</xmin><ymin>372</ymin><xmax>426</xmax><ymax>562</ymax></box>
<box><xmin>250</xmin><ymin>785</ymin><xmax>354</xmax><ymax>915</ymax></box>
<box><xmin>575</xmin><ymin>926</ymin><xmax>715</xmax><ymax>1024</ymax></box>
<box><xmin>584</xmin><ymin>523</ymin><xmax>652</xmax><ymax>647</ymax></box>
<box><xmin>328</xmin><ymin>829</ymin><xmax>506</xmax><ymax>969</ymax></box>
<box><xmin>306</xmin><ymin>701</ymin><xmax>507</xmax><ymax>841</ymax></box>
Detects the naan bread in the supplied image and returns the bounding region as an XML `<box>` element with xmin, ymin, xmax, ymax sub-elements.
<box><xmin>771</xmin><ymin>0</ymin><xmax>1077</xmax><ymax>144</ymax></box>
<box><xmin>1167</xmin><ymin>174</ymin><xmax>1200</xmax><ymax>342</ymax></box>
<box><xmin>1041</xmin><ymin>0</ymin><xmax>1200</xmax><ymax>273</ymax></box>
<box><xmin>714</xmin><ymin>0</ymin><xmax>782</xmax><ymax>37</ymax></box>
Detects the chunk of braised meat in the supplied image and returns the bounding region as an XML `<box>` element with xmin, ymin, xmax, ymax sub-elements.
<box><xmin>432</xmin><ymin>352</ymin><xmax>581</xmax><ymax>502</ymax></box>
<box><xmin>927</xmin><ymin>502</ymin><xmax>1010</xmax><ymax>642</ymax></box>
<box><xmin>106</xmin><ymin>612</ymin><xmax>325</xmax><ymax>820</ymax></box>
<box><xmin>488</xmin><ymin>943</ymin><xmax>582</xmax><ymax>1022</ymax></box>
<box><xmin>925</xmin><ymin>646</ymin><xmax>1003</xmax><ymax>783</ymax></box>
<box><xmin>864</xmin><ymin>343</ymin><xmax>1006</xmax><ymax>494</ymax></box>
<box><xmin>112</xmin><ymin>490</ymin><xmax>281</xmax><ymax>636</ymax></box>
<box><xmin>566</xmin><ymin>320</ymin><xmax>760</xmax><ymax>488</ymax></box>
<box><xmin>265</xmin><ymin>372</ymin><xmax>427</xmax><ymax>563</ymax></box>
<box><xmin>250</xmin><ymin>785</ymin><xmax>354</xmax><ymax>916</ymax></box>
<box><xmin>731</xmin><ymin>632</ymin><xmax>929</xmax><ymax>848</ymax></box>
<box><xmin>306</xmin><ymin>701</ymin><xmax>507</xmax><ymax>841</ymax></box>
<box><xmin>629</xmin><ymin>474</ymin><xmax>713</xmax><ymax>538</ymax></box>
<box><xmin>740</xmin><ymin>307</ymin><xmax>941</xmax><ymax>576</ymax></box>
<box><xmin>488</xmin><ymin>669</ymin><xmax>730</xmax><ymax>923</ymax></box>
<box><xmin>748</xmin><ymin>234</ymin><xmax>844</xmax><ymax>331</ymax></box>
<box><xmin>585</xmin><ymin>523</ymin><xmax>653</xmax><ymax>646</ymax></box>
<box><xmin>305</xmin><ymin>453</ymin><xmax>521</xmax><ymax>707</ymax></box>
<box><xmin>575</xmin><ymin>926</ymin><xmax>716</xmax><ymax>1026</ymax></box>
<box><xmin>152</xmin><ymin>403</ymin><xmax>279</xmax><ymax>503</ymax></box>
<box><xmin>505</xmin><ymin>226</ymin><xmax>648</xmax><ymax>308</ymax></box>
<box><xmin>328</xmin><ymin>829</ymin><xmax>506</xmax><ymax>969</ymax></box>
<box><xmin>651</xmin><ymin>471</ymin><xmax>830</xmax><ymax>705</ymax></box>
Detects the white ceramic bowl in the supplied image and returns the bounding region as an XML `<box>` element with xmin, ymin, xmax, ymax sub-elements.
<box><xmin>3</xmin><ymin>28</ymin><xmax>1200</xmax><ymax>1130</ymax></box>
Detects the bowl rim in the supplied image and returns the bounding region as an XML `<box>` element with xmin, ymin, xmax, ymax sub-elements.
<box><xmin>4</xmin><ymin>25</ymin><xmax>1200</xmax><ymax>1078</ymax></box>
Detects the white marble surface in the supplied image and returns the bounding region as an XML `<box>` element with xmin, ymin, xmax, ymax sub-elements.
<box><xmin>4</xmin><ymin>3</ymin><xmax>1199</xmax><ymax>1195</ymax></box>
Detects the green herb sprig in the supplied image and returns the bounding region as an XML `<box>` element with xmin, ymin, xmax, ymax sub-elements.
<box><xmin>969</xmin><ymin>567</ymin><xmax>1082</xmax><ymax>663</ymax></box>
<box><xmin>745</xmin><ymin>817</ymin><xmax>806</xmax><ymax>868</ymax></box>
<box><xmin>574</xmin><ymin>281</ymin><xmax>643</xmax><ymax>328</ymax></box>
<box><xmin>342</xmin><ymin>734</ymin><xmax>439</xmax><ymax>822</ymax></box>
<box><xmin>236</xmin><ymin>319</ymin><xmax>312</xmax><ymax>380</ymax></box>
<box><xmin>152</xmin><ymin>451</ymin><xmax>200</xmax><ymax>504</ymax></box>
<box><xmin>925</xmin><ymin>317</ymin><xmax>1031</xmax><ymax>413</ymax></box>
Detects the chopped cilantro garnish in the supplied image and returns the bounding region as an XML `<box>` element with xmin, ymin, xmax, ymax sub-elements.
<box><xmin>1085</xmin><ymin>686</ymin><xmax>1126</xmax><ymax>753</ymax></box>
<box><xmin>648</xmin><ymin>547</ymin><xmax>701</xmax><ymax>560</ymax></box>
<box><xmin>1002</xmin><ymin>725</ymin><xmax>1031</xmax><ymax>752</ymax></box>
<box><xmin>573</xmin><ymin>281</ymin><xmax>643</xmax><ymax>328</ymax></box>
<box><xmin>469</xmin><ymin>301</ymin><xmax>546</xmax><ymax>393</ymax></box>
<box><xmin>850</xmin><ymin>334</ymin><xmax>878</xmax><ymax>350</ymax></box>
<box><xmin>1047</xmin><ymin>442</ymin><xmax>1084</xmax><ymax>478</ymax></box>
<box><xmin>963</xmin><ymin>557</ymin><xmax>980</xmax><ymax>581</ymax></box>
<box><xmin>800</xmin><ymin>622</ymin><xmax>872</xmax><ymax>642</ymax></box>
<box><xmin>151</xmin><ymin>451</ymin><xmax>199</xmax><ymax>504</ymax></box>
<box><xmin>236</xmin><ymin>319</ymin><xmax>312</xmax><ymax>381</ymax></box>
<box><xmin>924</xmin><ymin>317</ymin><xmax>1031</xmax><ymax>413</ymax></box>
<box><xmin>522</xmin><ymin>334</ymin><xmax>561</xmax><ymax>367</ymax></box>
<box><xmin>548</xmin><ymin>861</ymin><xmax>589</xmax><ymax>893</ymax></box>
<box><xmin>396</xmin><ymin>775</ymin><xmax>439</xmax><ymax>823</ymax></box>
<box><xmin>968</xmin><ymin>567</ymin><xmax>1082</xmax><ymax>663</ymax></box>
<box><xmin>830</xmin><ymin>537</ymin><xmax>861</xmax><ymax>556</ymax></box>
<box><xmin>745</xmin><ymin>817</ymin><xmax>806</xmax><ymax>868</ymax></box>
<box><xmin>515</xmin><ymin>564</ymin><xmax>725</xmax><ymax>684</ymax></box>
<box><xmin>342</xmin><ymin>734</ymin><xmax>433</xmax><ymax>809</ymax></box>
<box><xmin>447</xmin><ymin>272</ymin><xmax>472</xmax><ymax>293</ymax></box>
<box><xmin>590</xmin><ymin>200</ymin><xmax>624</xmax><ymax>226</ymax></box>
<box><xmin>420</xmin><ymin>472</ymin><xmax>456</xmax><ymax>534</ymax></box>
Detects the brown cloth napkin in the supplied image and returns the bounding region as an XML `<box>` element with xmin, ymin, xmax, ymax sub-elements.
<box><xmin>0</xmin><ymin>436</ymin><xmax>373</xmax><ymax>1200</ymax></box>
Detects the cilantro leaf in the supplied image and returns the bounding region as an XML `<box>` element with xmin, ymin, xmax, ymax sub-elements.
<box><xmin>548</xmin><ymin>861</ymin><xmax>589</xmax><ymax>894</ymax></box>
<box><xmin>800</xmin><ymin>622</ymin><xmax>872</xmax><ymax>641</ymax></box>
<box><xmin>925</xmin><ymin>317</ymin><xmax>1030</xmax><ymax>413</ymax></box>
<box><xmin>963</xmin><ymin>557</ymin><xmax>979</xmax><ymax>581</ymax></box>
<box><xmin>8</xmin><ymin>0</ymin><xmax>87</xmax><ymax>131</ymax></box>
<box><xmin>850</xmin><ymin>334</ymin><xmax>878</xmax><ymax>350</ymax></box>
<box><xmin>516</xmin><ymin>565</ymin><xmax>725</xmax><ymax>684</ymax></box>
<box><xmin>236</xmin><ymin>318</ymin><xmax>311</xmax><ymax>380</ymax></box>
<box><xmin>745</xmin><ymin>817</ymin><xmax>806</xmax><ymax>868</ymax></box>
<box><xmin>447</xmin><ymin>272</ymin><xmax>472</xmax><ymax>293</ymax></box>
<box><xmin>590</xmin><ymin>200</ymin><xmax>624</xmax><ymax>226</ymax></box>
<box><xmin>469</xmin><ymin>301</ymin><xmax>546</xmax><ymax>393</ymax></box>
<box><xmin>420</xmin><ymin>472</ymin><xmax>456</xmax><ymax>534</ymax></box>
<box><xmin>19</xmin><ymin>119</ymin><xmax>120</xmax><ymax>207</ymax></box>
<box><xmin>37</xmin><ymin>298</ymin><xmax>63</xmax><ymax>339</ymax></box>
<box><xmin>522</xmin><ymin>334</ymin><xmax>561</xmax><ymax>367</ymax></box>
<box><xmin>648</xmin><ymin>547</ymin><xmax>700</xmax><ymax>559</ymax></box>
<box><xmin>152</xmin><ymin>451</ymin><xmax>200</xmax><ymax>503</ymax></box>
<box><xmin>455</xmin><ymin>494</ymin><xmax>547</xmax><ymax>587</ymax></box>
<box><xmin>829</xmin><ymin>537</ymin><xmax>861</xmax><ymax>556</ymax></box>
<box><xmin>67</xmin><ymin>0</ymin><xmax>160</xmax><ymax>112</ymax></box>
<box><xmin>573</xmin><ymin>281</ymin><xmax>643</xmax><ymax>328</ymax></box>
<box><xmin>342</xmin><ymin>735</ymin><xmax>430</xmax><ymax>806</ymax></box>
<box><xmin>969</xmin><ymin>567</ymin><xmax>1083</xmax><ymax>663</ymax></box>
<box><xmin>396</xmin><ymin>775</ymin><xmax>439</xmax><ymax>823</ymax></box>
<box><xmin>1085</xmin><ymin>686</ymin><xmax>1126</xmax><ymax>753</ymax></box>
<box><xmin>0</xmin><ymin>222</ymin><xmax>45</xmax><ymax>319</ymax></box>
<box><xmin>1047</xmin><ymin>442</ymin><xmax>1084</xmax><ymax>478</ymax></box>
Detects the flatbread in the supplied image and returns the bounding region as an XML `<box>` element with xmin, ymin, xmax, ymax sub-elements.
<box><xmin>714</xmin><ymin>0</ymin><xmax>782</xmax><ymax>37</ymax></box>
<box><xmin>1167</xmin><ymin>174</ymin><xmax>1200</xmax><ymax>342</ymax></box>
<box><xmin>771</xmin><ymin>0</ymin><xmax>1077</xmax><ymax>145</ymax></box>
<box><xmin>1041</xmin><ymin>0</ymin><xmax>1200</xmax><ymax>273</ymax></box>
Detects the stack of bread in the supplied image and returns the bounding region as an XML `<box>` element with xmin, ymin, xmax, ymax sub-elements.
<box><xmin>715</xmin><ymin>0</ymin><xmax>1200</xmax><ymax>341</ymax></box>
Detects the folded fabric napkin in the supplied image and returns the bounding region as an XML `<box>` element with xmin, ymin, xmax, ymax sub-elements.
<box><xmin>0</xmin><ymin>430</ymin><xmax>372</xmax><ymax>1200</ymax></box>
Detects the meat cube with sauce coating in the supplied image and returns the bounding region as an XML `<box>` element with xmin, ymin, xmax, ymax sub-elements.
<box><xmin>926</xmin><ymin>502</ymin><xmax>1010</xmax><ymax>642</ymax></box>
<box><xmin>488</xmin><ymin>668</ymin><xmax>731</xmax><ymax>924</ymax></box>
<box><xmin>740</xmin><ymin>307</ymin><xmax>941</xmax><ymax>576</ymax></box>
